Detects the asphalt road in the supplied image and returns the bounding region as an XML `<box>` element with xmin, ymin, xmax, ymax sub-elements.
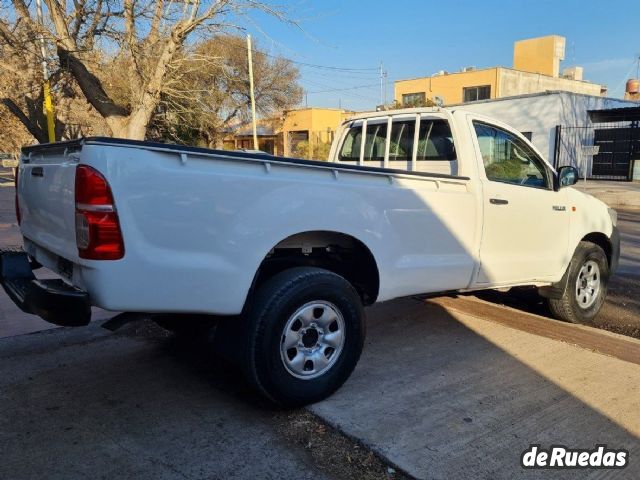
<box><xmin>0</xmin><ymin>323</ymin><xmax>343</xmax><ymax>480</ymax></box>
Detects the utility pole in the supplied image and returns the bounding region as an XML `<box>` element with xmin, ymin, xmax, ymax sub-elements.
<box><xmin>379</xmin><ymin>61</ymin><xmax>384</xmax><ymax>106</ymax></box>
<box><xmin>384</xmin><ymin>70</ymin><xmax>388</xmax><ymax>105</ymax></box>
<box><xmin>35</xmin><ymin>0</ymin><xmax>55</xmax><ymax>142</ymax></box>
<box><xmin>247</xmin><ymin>34</ymin><xmax>258</xmax><ymax>150</ymax></box>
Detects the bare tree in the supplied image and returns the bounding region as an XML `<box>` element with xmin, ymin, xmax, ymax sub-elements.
<box><xmin>1</xmin><ymin>0</ymin><xmax>293</xmax><ymax>140</ymax></box>
<box><xmin>153</xmin><ymin>35</ymin><xmax>302</xmax><ymax>147</ymax></box>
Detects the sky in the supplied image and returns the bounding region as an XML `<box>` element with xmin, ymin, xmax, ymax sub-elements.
<box><xmin>244</xmin><ymin>0</ymin><xmax>640</xmax><ymax>111</ymax></box>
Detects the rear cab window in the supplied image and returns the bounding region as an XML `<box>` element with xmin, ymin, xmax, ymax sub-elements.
<box><xmin>336</xmin><ymin>113</ymin><xmax>459</xmax><ymax>176</ymax></box>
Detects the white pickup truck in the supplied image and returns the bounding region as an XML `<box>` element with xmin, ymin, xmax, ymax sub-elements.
<box><xmin>2</xmin><ymin>107</ymin><xmax>619</xmax><ymax>406</ymax></box>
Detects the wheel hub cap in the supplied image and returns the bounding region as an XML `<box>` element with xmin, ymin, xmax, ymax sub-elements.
<box><xmin>575</xmin><ymin>260</ymin><xmax>601</xmax><ymax>309</ymax></box>
<box><xmin>280</xmin><ymin>301</ymin><xmax>346</xmax><ymax>380</ymax></box>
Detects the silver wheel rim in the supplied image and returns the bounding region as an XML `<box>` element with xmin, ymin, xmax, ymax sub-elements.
<box><xmin>575</xmin><ymin>260</ymin><xmax>601</xmax><ymax>309</ymax></box>
<box><xmin>280</xmin><ymin>301</ymin><xmax>346</xmax><ymax>380</ymax></box>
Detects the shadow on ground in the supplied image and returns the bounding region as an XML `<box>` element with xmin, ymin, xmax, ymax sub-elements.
<box><xmin>475</xmin><ymin>208</ymin><xmax>640</xmax><ymax>339</ymax></box>
<box><xmin>311</xmin><ymin>298</ymin><xmax>640</xmax><ymax>479</ymax></box>
<box><xmin>1</xmin><ymin>297</ymin><xmax>638</xmax><ymax>479</ymax></box>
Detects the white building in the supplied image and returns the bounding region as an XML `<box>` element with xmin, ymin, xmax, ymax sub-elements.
<box><xmin>456</xmin><ymin>91</ymin><xmax>639</xmax><ymax>180</ymax></box>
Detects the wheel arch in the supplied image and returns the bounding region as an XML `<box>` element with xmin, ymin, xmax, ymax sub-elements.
<box><xmin>540</xmin><ymin>232</ymin><xmax>612</xmax><ymax>300</ymax></box>
<box><xmin>245</xmin><ymin>230</ymin><xmax>380</xmax><ymax>310</ymax></box>
<box><xmin>581</xmin><ymin>232</ymin><xmax>612</xmax><ymax>268</ymax></box>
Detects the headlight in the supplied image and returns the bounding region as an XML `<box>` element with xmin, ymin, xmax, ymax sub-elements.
<box><xmin>608</xmin><ymin>207</ymin><xmax>618</xmax><ymax>227</ymax></box>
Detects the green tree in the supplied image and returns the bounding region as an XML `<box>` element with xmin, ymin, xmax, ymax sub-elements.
<box><xmin>294</xmin><ymin>140</ymin><xmax>331</xmax><ymax>161</ymax></box>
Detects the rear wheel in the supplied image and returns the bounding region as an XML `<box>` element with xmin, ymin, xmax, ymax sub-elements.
<box><xmin>244</xmin><ymin>267</ymin><xmax>365</xmax><ymax>407</ymax></box>
<box><xmin>547</xmin><ymin>241</ymin><xmax>609</xmax><ymax>323</ymax></box>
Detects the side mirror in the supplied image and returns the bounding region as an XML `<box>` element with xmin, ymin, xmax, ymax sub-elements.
<box><xmin>557</xmin><ymin>166</ymin><xmax>579</xmax><ymax>189</ymax></box>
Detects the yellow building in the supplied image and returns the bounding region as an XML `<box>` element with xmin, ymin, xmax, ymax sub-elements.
<box><xmin>282</xmin><ymin>108</ymin><xmax>355</xmax><ymax>158</ymax></box>
<box><xmin>395</xmin><ymin>35</ymin><xmax>605</xmax><ymax>107</ymax></box>
<box><xmin>231</xmin><ymin>124</ymin><xmax>282</xmax><ymax>155</ymax></box>
<box><xmin>227</xmin><ymin>108</ymin><xmax>356</xmax><ymax>159</ymax></box>
<box><xmin>513</xmin><ymin>35</ymin><xmax>566</xmax><ymax>77</ymax></box>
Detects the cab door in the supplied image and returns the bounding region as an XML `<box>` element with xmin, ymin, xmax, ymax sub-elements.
<box><xmin>471</xmin><ymin>119</ymin><xmax>570</xmax><ymax>286</ymax></box>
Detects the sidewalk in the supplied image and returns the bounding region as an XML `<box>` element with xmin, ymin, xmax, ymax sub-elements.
<box><xmin>576</xmin><ymin>180</ymin><xmax>640</xmax><ymax>208</ymax></box>
<box><xmin>311</xmin><ymin>298</ymin><xmax>640</xmax><ymax>479</ymax></box>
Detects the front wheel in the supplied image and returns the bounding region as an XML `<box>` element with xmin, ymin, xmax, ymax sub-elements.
<box><xmin>547</xmin><ymin>241</ymin><xmax>609</xmax><ymax>323</ymax></box>
<box><xmin>244</xmin><ymin>267</ymin><xmax>366</xmax><ymax>407</ymax></box>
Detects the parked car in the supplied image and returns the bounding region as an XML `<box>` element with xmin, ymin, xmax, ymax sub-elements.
<box><xmin>2</xmin><ymin>107</ymin><xmax>619</xmax><ymax>406</ymax></box>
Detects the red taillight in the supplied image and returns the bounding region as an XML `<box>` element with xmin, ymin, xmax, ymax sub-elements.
<box><xmin>14</xmin><ymin>167</ymin><xmax>20</xmax><ymax>225</ymax></box>
<box><xmin>75</xmin><ymin>165</ymin><xmax>124</xmax><ymax>260</ymax></box>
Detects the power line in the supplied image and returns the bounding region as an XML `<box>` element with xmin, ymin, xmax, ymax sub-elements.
<box><xmin>261</xmin><ymin>52</ymin><xmax>379</xmax><ymax>72</ymax></box>
<box><xmin>211</xmin><ymin>35</ymin><xmax>380</xmax><ymax>73</ymax></box>
<box><xmin>306</xmin><ymin>83</ymin><xmax>379</xmax><ymax>94</ymax></box>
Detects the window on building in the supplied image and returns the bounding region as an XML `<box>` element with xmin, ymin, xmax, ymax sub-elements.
<box><xmin>463</xmin><ymin>85</ymin><xmax>491</xmax><ymax>103</ymax></box>
<box><xmin>473</xmin><ymin>121</ymin><xmax>550</xmax><ymax>188</ymax></box>
<box><xmin>402</xmin><ymin>92</ymin><xmax>426</xmax><ymax>107</ymax></box>
<box><xmin>363</xmin><ymin>122</ymin><xmax>387</xmax><ymax>161</ymax></box>
<box><xmin>417</xmin><ymin>120</ymin><xmax>456</xmax><ymax>161</ymax></box>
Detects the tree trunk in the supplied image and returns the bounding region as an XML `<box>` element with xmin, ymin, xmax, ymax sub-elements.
<box><xmin>124</xmin><ymin>107</ymin><xmax>153</xmax><ymax>140</ymax></box>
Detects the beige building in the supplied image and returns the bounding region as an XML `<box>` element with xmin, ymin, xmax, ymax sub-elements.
<box><xmin>395</xmin><ymin>35</ymin><xmax>606</xmax><ymax>107</ymax></box>
<box><xmin>281</xmin><ymin>107</ymin><xmax>355</xmax><ymax>157</ymax></box>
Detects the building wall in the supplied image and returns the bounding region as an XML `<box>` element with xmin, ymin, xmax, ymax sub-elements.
<box><xmin>395</xmin><ymin>68</ymin><xmax>499</xmax><ymax>106</ymax></box>
<box><xmin>456</xmin><ymin>92</ymin><xmax>636</xmax><ymax>172</ymax></box>
<box><xmin>456</xmin><ymin>93</ymin><xmax>563</xmax><ymax>162</ymax></box>
<box><xmin>513</xmin><ymin>35</ymin><xmax>565</xmax><ymax>77</ymax></box>
<box><xmin>394</xmin><ymin>35</ymin><xmax>604</xmax><ymax>108</ymax></box>
<box><xmin>498</xmin><ymin>68</ymin><xmax>603</xmax><ymax>98</ymax></box>
<box><xmin>394</xmin><ymin>68</ymin><xmax>604</xmax><ymax>108</ymax></box>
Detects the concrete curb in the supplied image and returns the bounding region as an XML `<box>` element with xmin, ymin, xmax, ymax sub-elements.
<box><xmin>588</xmin><ymin>192</ymin><xmax>640</xmax><ymax>208</ymax></box>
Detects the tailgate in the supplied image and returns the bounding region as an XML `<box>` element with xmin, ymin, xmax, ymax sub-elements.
<box><xmin>18</xmin><ymin>145</ymin><xmax>80</xmax><ymax>261</ymax></box>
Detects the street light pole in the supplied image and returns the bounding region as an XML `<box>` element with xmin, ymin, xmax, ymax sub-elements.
<box><xmin>247</xmin><ymin>34</ymin><xmax>258</xmax><ymax>150</ymax></box>
<box><xmin>35</xmin><ymin>0</ymin><xmax>55</xmax><ymax>143</ymax></box>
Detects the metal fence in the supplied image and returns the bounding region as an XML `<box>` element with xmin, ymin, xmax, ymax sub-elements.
<box><xmin>553</xmin><ymin>121</ymin><xmax>640</xmax><ymax>181</ymax></box>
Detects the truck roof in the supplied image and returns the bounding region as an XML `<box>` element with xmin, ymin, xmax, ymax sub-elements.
<box><xmin>344</xmin><ymin>107</ymin><xmax>449</xmax><ymax>122</ymax></box>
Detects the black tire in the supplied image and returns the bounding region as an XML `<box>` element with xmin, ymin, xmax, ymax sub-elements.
<box><xmin>547</xmin><ymin>241</ymin><xmax>609</xmax><ymax>324</ymax></box>
<box><xmin>244</xmin><ymin>267</ymin><xmax>365</xmax><ymax>407</ymax></box>
<box><xmin>154</xmin><ymin>314</ymin><xmax>217</xmax><ymax>338</ymax></box>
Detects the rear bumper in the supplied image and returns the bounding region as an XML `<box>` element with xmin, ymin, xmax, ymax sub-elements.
<box><xmin>0</xmin><ymin>248</ymin><xmax>91</xmax><ymax>327</ymax></box>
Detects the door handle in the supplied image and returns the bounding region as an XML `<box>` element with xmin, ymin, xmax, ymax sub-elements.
<box><xmin>31</xmin><ymin>167</ymin><xmax>44</xmax><ymax>177</ymax></box>
<box><xmin>489</xmin><ymin>198</ymin><xmax>509</xmax><ymax>205</ymax></box>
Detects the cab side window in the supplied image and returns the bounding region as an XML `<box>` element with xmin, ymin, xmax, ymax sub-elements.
<box><xmin>473</xmin><ymin>122</ymin><xmax>550</xmax><ymax>188</ymax></box>
<box><xmin>388</xmin><ymin>121</ymin><xmax>415</xmax><ymax>161</ymax></box>
<box><xmin>416</xmin><ymin>120</ymin><xmax>456</xmax><ymax>161</ymax></box>
<box><xmin>338</xmin><ymin>124</ymin><xmax>362</xmax><ymax>162</ymax></box>
<box><xmin>363</xmin><ymin>122</ymin><xmax>387</xmax><ymax>162</ymax></box>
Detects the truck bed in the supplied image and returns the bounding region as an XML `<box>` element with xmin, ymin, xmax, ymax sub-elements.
<box><xmin>19</xmin><ymin>136</ymin><xmax>478</xmax><ymax>315</ymax></box>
